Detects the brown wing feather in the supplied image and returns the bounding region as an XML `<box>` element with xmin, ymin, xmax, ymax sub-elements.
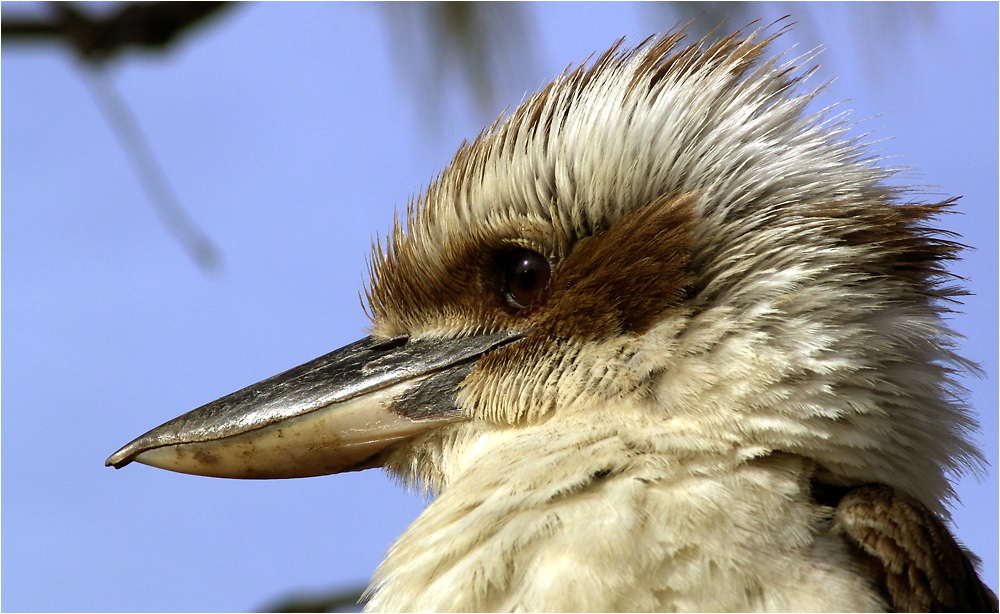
<box><xmin>831</xmin><ymin>483</ymin><xmax>997</xmax><ymax>612</ymax></box>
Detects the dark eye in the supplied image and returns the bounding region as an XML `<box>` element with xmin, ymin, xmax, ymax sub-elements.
<box><xmin>501</xmin><ymin>249</ymin><xmax>551</xmax><ymax>309</ymax></box>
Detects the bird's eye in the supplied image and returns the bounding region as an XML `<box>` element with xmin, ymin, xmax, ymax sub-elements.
<box><xmin>501</xmin><ymin>249</ymin><xmax>551</xmax><ymax>309</ymax></box>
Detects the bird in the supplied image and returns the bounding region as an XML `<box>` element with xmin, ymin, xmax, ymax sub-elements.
<box><xmin>107</xmin><ymin>23</ymin><xmax>996</xmax><ymax>612</ymax></box>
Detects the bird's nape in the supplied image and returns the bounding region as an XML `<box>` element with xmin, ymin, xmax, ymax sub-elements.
<box><xmin>107</xmin><ymin>21</ymin><xmax>995</xmax><ymax>612</ymax></box>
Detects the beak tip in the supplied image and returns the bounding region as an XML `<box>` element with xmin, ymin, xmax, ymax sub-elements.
<box><xmin>106</xmin><ymin>442</ymin><xmax>141</xmax><ymax>469</ymax></box>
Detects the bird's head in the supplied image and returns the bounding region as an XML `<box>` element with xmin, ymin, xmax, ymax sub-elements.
<box><xmin>107</xmin><ymin>25</ymin><xmax>980</xmax><ymax>512</ymax></box>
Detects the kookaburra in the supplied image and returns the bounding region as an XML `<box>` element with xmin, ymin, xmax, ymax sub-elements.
<box><xmin>107</xmin><ymin>25</ymin><xmax>996</xmax><ymax>612</ymax></box>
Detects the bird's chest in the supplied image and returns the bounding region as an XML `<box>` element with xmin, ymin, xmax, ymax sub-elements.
<box><xmin>367</xmin><ymin>453</ymin><xmax>883</xmax><ymax>612</ymax></box>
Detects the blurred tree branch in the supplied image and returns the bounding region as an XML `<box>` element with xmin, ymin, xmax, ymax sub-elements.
<box><xmin>2</xmin><ymin>2</ymin><xmax>231</xmax><ymax>271</ymax></box>
<box><xmin>380</xmin><ymin>2</ymin><xmax>535</xmax><ymax>122</ymax></box>
<box><xmin>260</xmin><ymin>584</ymin><xmax>367</xmax><ymax>613</ymax></box>
<box><xmin>2</xmin><ymin>1</ymin><xmax>231</xmax><ymax>60</ymax></box>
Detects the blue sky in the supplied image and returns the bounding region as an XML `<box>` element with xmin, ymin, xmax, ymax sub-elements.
<box><xmin>3</xmin><ymin>3</ymin><xmax>997</xmax><ymax>611</ymax></box>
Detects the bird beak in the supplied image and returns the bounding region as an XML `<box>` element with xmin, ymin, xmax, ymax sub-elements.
<box><xmin>105</xmin><ymin>331</ymin><xmax>521</xmax><ymax>479</ymax></box>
